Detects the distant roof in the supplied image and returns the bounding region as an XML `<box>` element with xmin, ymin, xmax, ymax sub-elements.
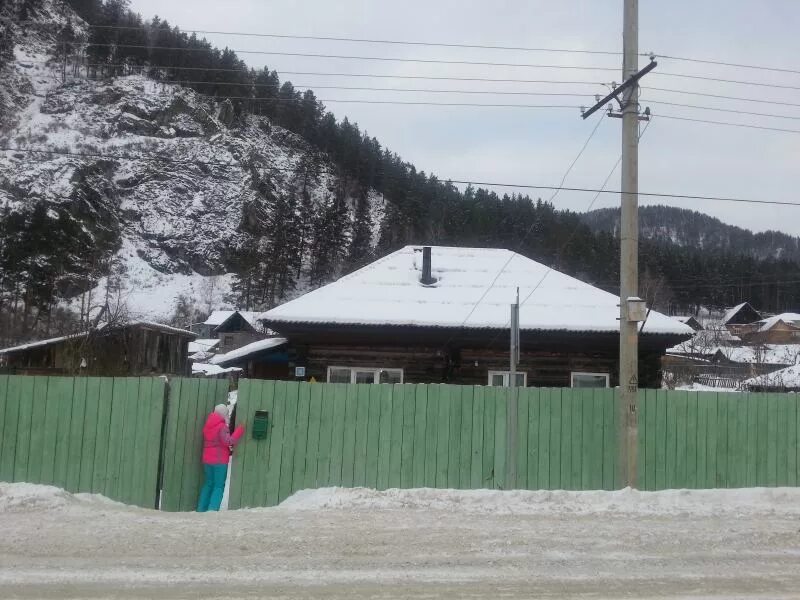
<box><xmin>262</xmin><ymin>246</ymin><xmax>692</xmax><ymax>336</ymax></box>
<box><xmin>755</xmin><ymin>313</ymin><xmax>800</xmax><ymax>333</ymax></box>
<box><xmin>188</xmin><ymin>338</ymin><xmax>221</xmax><ymax>354</ymax></box>
<box><xmin>0</xmin><ymin>321</ymin><xmax>195</xmax><ymax>355</ymax></box>
<box><xmin>744</xmin><ymin>364</ymin><xmax>800</xmax><ymax>389</ymax></box>
<box><xmin>211</xmin><ymin>337</ymin><xmax>288</xmax><ymax>366</ymax></box>
<box><xmin>722</xmin><ymin>302</ymin><xmax>761</xmax><ymax>325</ymax></box>
<box><xmin>204</xmin><ymin>310</ymin><xmax>261</xmax><ymax>329</ymax></box>
<box><xmin>713</xmin><ymin>344</ymin><xmax>800</xmax><ymax>365</ymax></box>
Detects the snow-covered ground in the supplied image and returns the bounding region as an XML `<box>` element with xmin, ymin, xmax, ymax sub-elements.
<box><xmin>3</xmin><ymin>483</ymin><xmax>800</xmax><ymax>599</ymax></box>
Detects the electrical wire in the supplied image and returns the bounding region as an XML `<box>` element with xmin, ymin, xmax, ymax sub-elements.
<box><xmin>3</xmin><ymin>145</ymin><xmax>800</xmax><ymax>207</ymax></box>
<box><xmin>75</xmin><ymin>43</ymin><xmax>621</xmax><ymax>72</ymax></box>
<box><xmin>643</xmin><ymin>100</ymin><xmax>800</xmax><ymax>122</ymax></box>
<box><xmin>644</xmin><ymin>86</ymin><xmax>800</xmax><ymax>109</ymax></box>
<box><xmin>655</xmin><ymin>113</ymin><xmax>800</xmax><ymax>134</ymax></box>
<box><xmin>653</xmin><ymin>71</ymin><xmax>800</xmax><ymax>91</ymax></box>
<box><xmin>444</xmin><ymin>113</ymin><xmax>608</xmax><ymax>338</ymax></box>
<box><xmin>656</xmin><ymin>54</ymin><xmax>800</xmax><ymax>76</ymax></box>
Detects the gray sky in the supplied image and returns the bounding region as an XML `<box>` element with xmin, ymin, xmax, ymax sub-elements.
<box><xmin>129</xmin><ymin>0</ymin><xmax>800</xmax><ymax>235</ymax></box>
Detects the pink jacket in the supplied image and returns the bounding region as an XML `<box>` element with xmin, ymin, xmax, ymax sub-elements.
<box><xmin>201</xmin><ymin>412</ymin><xmax>244</xmax><ymax>465</ymax></box>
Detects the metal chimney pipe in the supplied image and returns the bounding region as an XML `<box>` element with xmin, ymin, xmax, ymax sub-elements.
<box><xmin>421</xmin><ymin>246</ymin><xmax>434</xmax><ymax>285</ymax></box>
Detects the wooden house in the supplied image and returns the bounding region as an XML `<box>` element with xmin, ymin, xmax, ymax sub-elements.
<box><xmin>260</xmin><ymin>246</ymin><xmax>693</xmax><ymax>388</ymax></box>
<box><xmin>739</xmin><ymin>313</ymin><xmax>800</xmax><ymax>345</ymax></box>
<box><xmin>722</xmin><ymin>302</ymin><xmax>762</xmax><ymax>336</ymax></box>
<box><xmin>0</xmin><ymin>321</ymin><xmax>196</xmax><ymax>376</ymax></box>
<box><xmin>192</xmin><ymin>310</ymin><xmax>264</xmax><ymax>355</ymax></box>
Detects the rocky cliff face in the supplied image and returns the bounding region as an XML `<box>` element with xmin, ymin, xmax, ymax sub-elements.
<box><xmin>0</xmin><ymin>2</ymin><xmax>383</xmax><ymax>322</ymax></box>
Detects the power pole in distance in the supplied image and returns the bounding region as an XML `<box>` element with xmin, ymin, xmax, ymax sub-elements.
<box><xmin>581</xmin><ymin>0</ymin><xmax>653</xmax><ymax>489</ymax></box>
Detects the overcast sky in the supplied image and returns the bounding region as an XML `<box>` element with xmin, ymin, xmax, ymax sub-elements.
<box><xmin>128</xmin><ymin>0</ymin><xmax>800</xmax><ymax>235</ymax></box>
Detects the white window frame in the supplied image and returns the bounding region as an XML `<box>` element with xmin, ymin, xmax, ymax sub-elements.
<box><xmin>326</xmin><ymin>366</ymin><xmax>404</xmax><ymax>384</ymax></box>
<box><xmin>570</xmin><ymin>372</ymin><xmax>610</xmax><ymax>388</ymax></box>
<box><xmin>487</xmin><ymin>370</ymin><xmax>527</xmax><ymax>387</ymax></box>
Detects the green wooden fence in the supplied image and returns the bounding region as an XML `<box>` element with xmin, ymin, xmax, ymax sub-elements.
<box><xmin>159</xmin><ymin>377</ymin><xmax>231</xmax><ymax>511</ymax></box>
<box><xmin>0</xmin><ymin>375</ymin><xmax>166</xmax><ymax>508</ymax></box>
<box><xmin>229</xmin><ymin>381</ymin><xmax>619</xmax><ymax>509</ymax></box>
<box><xmin>637</xmin><ymin>389</ymin><xmax>800</xmax><ymax>490</ymax></box>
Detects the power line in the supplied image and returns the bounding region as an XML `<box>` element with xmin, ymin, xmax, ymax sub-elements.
<box><xmin>194</xmin><ymin>94</ymin><xmax>583</xmax><ymax>109</ymax></box>
<box><xmin>80</xmin><ymin>24</ymin><xmax>626</xmax><ymax>57</ymax></box>
<box><xmin>76</xmin><ymin>43</ymin><xmax>621</xmax><ymax>72</ymax></box>
<box><xmin>656</xmin><ymin>54</ymin><xmax>800</xmax><ymax>76</ymax></box>
<box><xmin>4</xmin><ymin>145</ymin><xmax>800</xmax><ymax>207</ymax></box>
<box><xmin>653</xmin><ymin>71</ymin><xmax>800</xmax><ymax>91</ymax></box>
<box><xmin>445</xmin><ymin>113</ymin><xmax>608</xmax><ymax>337</ymax></box>
<box><xmin>645</xmin><ymin>86</ymin><xmax>800</xmax><ymax>109</ymax></box>
<box><xmin>656</xmin><ymin>113</ymin><xmax>800</xmax><ymax>134</ymax></box>
<box><xmin>643</xmin><ymin>100</ymin><xmax>800</xmax><ymax>122</ymax></box>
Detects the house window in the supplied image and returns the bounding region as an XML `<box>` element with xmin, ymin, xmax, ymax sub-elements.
<box><xmin>327</xmin><ymin>366</ymin><xmax>404</xmax><ymax>384</ymax></box>
<box><xmin>487</xmin><ymin>371</ymin><xmax>527</xmax><ymax>387</ymax></box>
<box><xmin>223</xmin><ymin>335</ymin><xmax>234</xmax><ymax>346</ymax></box>
<box><xmin>571</xmin><ymin>372</ymin><xmax>610</xmax><ymax>388</ymax></box>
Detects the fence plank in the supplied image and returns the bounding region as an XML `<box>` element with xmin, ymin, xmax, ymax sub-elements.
<box><xmin>340</xmin><ymin>384</ymin><xmax>358</xmax><ymax>489</ymax></box>
<box><xmin>400</xmin><ymin>385</ymin><xmax>416</xmax><ymax>488</ymax></box>
<box><xmin>738</xmin><ymin>395</ymin><xmax>752</xmax><ymax>488</ymax></box>
<box><xmin>352</xmin><ymin>384</ymin><xmax>370</xmax><ymax>489</ymax></box>
<box><xmin>695</xmin><ymin>392</ymin><xmax>709</xmax><ymax>489</ymax></box>
<box><xmin>550</xmin><ymin>389</ymin><xmax>563</xmax><ymax>490</ymax></box>
<box><xmin>788</xmin><ymin>395</ymin><xmax>798</xmax><ymax>487</ymax></box>
<box><xmin>641</xmin><ymin>390</ymin><xmax>654</xmax><ymax>490</ymax></box>
<box><xmin>52</xmin><ymin>377</ymin><xmax>76</xmax><ymax>489</ymax></box>
<box><xmin>685</xmin><ymin>392</ymin><xmax>698</xmax><ymax>489</ymax></box>
<box><xmin>291</xmin><ymin>383</ymin><xmax>312</xmax><ymax>495</ymax></box>
<box><xmin>580</xmin><ymin>389</ymin><xmax>594</xmax><ymax>490</ymax></box>
<box><xmin>304</xmin><ymin>383</ymin><xmax>323</xmax><ymax>490</ymax></box>
<box><xmin>0</xmin><ymin>376</ymin><xmax>19</xmax><ymax>482</ymax></box>
<box><xmin>766</xmin><ymin>394</ymin><xmax>778</xmax><ymax>486</ymax></box>
<box><xmin>560</xmin><ymin>388</ymin><xmax>573</xmax><ymax>490</ymax></box>
<box><xmin>315</xmin><ymin>382</ymin><xmax>335</xmax><ymax>489</ymax></box>
<box><xmin>277</xmin><ymin>382</ymin><xmax>300</xmax><ymax>504</ymax></box>
<box><xmin>776</xmin><ymin>394</ymin><xmax>789</xmax><ymax>487</ymax></box>
<box><xmin>376</xmin><ymin>385</ymin><xmax>394</xmax><ymax>490</ymax></box>
<box><xmin>675</xmin><ymin>392</ymin><xmax>688</xmax><ymax>488</ymax></box>
<box><xmin>412</xmin><ymin>384</ymin><xmax>428</xmax><ymax>488</ymax></box>
<box><xmin>265</xmin><ymin>381</ymin><xmax>288</xmax><ymax>506</ymax></box>
<box><xmin>521</xmin><ymin>389</ymin><xmax>535</xmax><ymax>490</ymax></box>
<box><xmin>601</xmin><ymin>388</ymin><xmax>616</xmax><ymax>491</ymax></box>
<box><xmin>470</xmin><ymin>386</ymin><xmax>485</xmax><ymax>489</ymax></box>
<box><xmin>65</xmin><ymin>378</ymin><xmax>87</xmax><ymax>493</ymax></box>
<box><xmin>481</xmin><ymin>387</ymin><xmax>496</xmax><ymax>489</ymax></box>
<box><xmin>176</xmin><ymin>378</ymin><xmax>201</xmax><ymax>510</ymax></box>
<box><xmin>459</xmin><ymin>386</ymin><xmax>474</xmax><ymax>490</ymax></box>
<box><xmin>448</xmin><ymin>385</ymin><xmax>463</xmax><ymax>490</ymax></box>
<box><xmin>145</xmin><ymin>379</ymin><xmax>166</xmax><ymax>509</ymax></box>
<box><xmin>365</xmin><ymin>385</ymin><xmax>382</xmax><ymax>490</ymax></box>
<box><xmin>26</xmin><ymin>377</ymin><xmax>50</xmax><ymax>484</ymax></box>
<box><xmin>493</xmin><ymin>388</ymin><xmax>507</xmax><ymax>491</ymax></box>
<box><xmin>423</xmin><ymin>384</ymin><xmax>439</xmax><ymax>488</ymax></box>
<box><xmin>435</xmin><ymin>385</ymin><xmax>452</xmax><ymax>488</ymax></box>
<box><xmin>538</xmin><ymin>388</ymin><xmax>552</xmax><ymax>490</ymax></box>
<box><xmin>388</xmin><ymin>384</ymin><xmax>403</xmax><ymax>489</ymax></box>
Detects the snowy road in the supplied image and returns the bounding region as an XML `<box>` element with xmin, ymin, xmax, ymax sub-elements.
<box><xmin>2</xmin><ymin>485</ymin><xmax>800</xmax><ymax>599</ymax></box>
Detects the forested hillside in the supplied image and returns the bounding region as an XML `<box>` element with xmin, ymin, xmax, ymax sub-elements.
<box><xmin>2</xmin><ymin>0</ymin><xmax>799</xmax><ymax>346</ymax></box>
<box><xmin>583</xmin><ymin>206</ymin><xmax>800</xmax><ymax>262</ymax></box>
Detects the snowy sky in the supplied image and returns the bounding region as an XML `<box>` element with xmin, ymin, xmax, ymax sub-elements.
<box><xmin>127</xmin><ymin>0</ymin><xmax>800</xmax><ymax>235</ymax></box>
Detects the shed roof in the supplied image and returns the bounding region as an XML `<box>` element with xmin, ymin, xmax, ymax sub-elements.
<box><xmin>261</xmin><ymin>246</ymin><xmax>692</xmax><ymax>336</ymax></box>
<box><xmin>210</xmin><ymin>337</ymin><xmax>288</xmax><ymax>366</ymax></box>
<box><xmin>203</xmin><ymin>310</ymin><xmax>261</xmax><ymax>330</ymax></box>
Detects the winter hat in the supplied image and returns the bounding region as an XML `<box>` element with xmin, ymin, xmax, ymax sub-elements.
<box><xmin>214</xmin><ymin>404</ymin><xmax>229</xmax><ymax>420</ymax></box>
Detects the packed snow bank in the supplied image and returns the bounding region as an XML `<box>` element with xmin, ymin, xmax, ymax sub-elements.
<box><xmin>281</xmin><ymin>486</ymin><xmax>800</xmax><ymax>516</ymax></box>
<box><xmin>0</xmin><ymin>483</ymin><xmax>125</xmax><ymax>513</ymax></box>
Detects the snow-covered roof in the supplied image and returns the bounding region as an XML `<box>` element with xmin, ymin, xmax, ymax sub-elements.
<box><xmin>722</xmin><ymin>303</ymin><xmax>748</xmax><ymax>324</ymax></box>
<box><xmin>0</xmin><ymin>321</ymin><xmax>194</xmax><ymax>355</ymax></box>
<box><xmin>755</xmin><ymin>313</ymin><xmax>800</xmax><ymax>333</ymax></box>
<box><xmin>261</xmin><ymin>246</ymin><xmax>693</xmax><ymax>336</ymax></box>
<box><xmin>203</xmin><ymin>310</ymin><xmax>262</xmax><ymax>331</ymax></box>
<box><xmin>188</xmin><ymin>338</ymin><xmax>221</xmax><ymax>354</ymax></box>
<box><xmin>744</xmin><ymin>364</ymin><xmax>800</xmax><ymax>389</ymax></box>
<box><xmin>192</xmin><ymin>363</ymin><xmax>243</xmax><ymax>377</ymax></box>
<box><xmin>210</xmin><ymin>337</ymin><xmax>288</xmax><ymax>365</ymax></box>
<box><xmin>713</xmin><ymin>344</ymin><xmax>800</xmax><ymax>365</ymax></box>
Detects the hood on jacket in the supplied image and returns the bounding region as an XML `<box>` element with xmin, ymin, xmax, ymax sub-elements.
<box><xmin>203</xmin><ymin>412</ymin><xmax>226</xmax><ymax>435</ymax></box>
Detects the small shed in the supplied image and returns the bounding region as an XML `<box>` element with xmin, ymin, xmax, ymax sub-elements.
<box><xmin>0</xmin><ymin>321</ymin><xmax>196</xmax><ymax>376</ymax></box>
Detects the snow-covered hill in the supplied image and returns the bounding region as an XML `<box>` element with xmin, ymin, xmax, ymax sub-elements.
<box><xmin>0</xmin><ymin>0</ymin><xmax>384</xmax><ymax>322</ymax></box>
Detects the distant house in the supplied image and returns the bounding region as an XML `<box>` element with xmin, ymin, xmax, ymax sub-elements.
<box><xmin>722</xmin><ymin>302</ymin><xmax>762</xmax><ymax>336</ymax></box>
<box><xmin>192</xmin><ymin>310</ymin><xmax>264</xmax><ymax>355</ymax></box>
<box><xmin>739</xmin><ymin>313</ymin><xmax>800</xmax><ymax>345</ymax></box>
<box><xmin>673</xmin><ymin>316</ymin><xmax>703</xmax><ymax>331</ymax></box>
<box><xmin>260</xmin><ymin>246</ymin><xmax>692</xmax><ymax>388</ymax></box>
<box><xmin>0</xmin><ymin>321</ymin><xmax>196</xmax><ymax>376</ymax></box>
<box><xmin>210</xmin><ymin>337</ymin><xmax>289</xmax><ymax>379</ymax></box>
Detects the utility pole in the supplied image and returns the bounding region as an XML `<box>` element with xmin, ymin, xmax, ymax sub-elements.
<box><xmin>619</xmin><ymin>0</ymin><xmax>640</xmax><ymax>490</ymax></box>
<box><xmin>506</xmin><ymin>288</ymin><xmax>520</xmax><ymax>489</ymax></box>
<box><xmin>582</xmin><ymin>0</ymin><xmax>654</xmax><ymax>489</ymax></box>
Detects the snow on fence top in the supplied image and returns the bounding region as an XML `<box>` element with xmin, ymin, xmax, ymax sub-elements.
<box><xmin>262</xmin><ymin>246</ymin><xmax>693</xmax><ymax>336</ymax></box>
